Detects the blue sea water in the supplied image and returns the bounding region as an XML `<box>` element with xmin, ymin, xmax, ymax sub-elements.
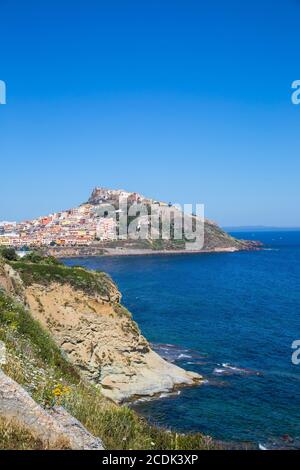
<box><xmin>64</xmin><ymin>231</ymin><xmax>300</xmax><ymax>447</ymax></box>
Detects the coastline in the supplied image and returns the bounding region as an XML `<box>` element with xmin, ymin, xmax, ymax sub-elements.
<box><xmin>59</xmin><ymin>233</ymin><xmax>300</xmax><ymax>450</ymax></box>
<box><xmin>99</xmin><ymin>245</ymin><xmax>262</xmax><ymax>257</ymax></box>
<box><xmin>43</xmin><ymin>242</ymin><xmax>262</xmax><ymax>259</ymax></box>
<box><xmin>2</xmin><ymin>235</ymin><xmax>296</xmax><ymax>449</ymax></box>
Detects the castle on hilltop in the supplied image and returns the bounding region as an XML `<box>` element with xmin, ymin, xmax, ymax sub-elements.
<box><xmin>88</xmin><ymin>187</ymin><xmax>144</xmax><ymax>205</ymax></box>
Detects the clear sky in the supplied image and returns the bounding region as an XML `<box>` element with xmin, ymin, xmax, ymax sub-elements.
<box><xmin>0</xmin><ymin>0</ymin><xmax>299</xmax><ymax>226</ymax></box>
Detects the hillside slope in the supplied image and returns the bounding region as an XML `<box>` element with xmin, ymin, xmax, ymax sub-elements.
<box><xmin>0</xmin><ymin>257</ymin><xmax>202</xmax><ymax>403</ymax></box>
<box><xmin>0</xmin><ymin>254</ymin><xmax>216</xmax><ymax>450</ymax></box>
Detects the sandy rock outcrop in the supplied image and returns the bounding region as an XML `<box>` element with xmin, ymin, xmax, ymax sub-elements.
<box><xmin>0</xmin><ymin>369</ymin><xmax>104</xmax><ymax>449</ymax></box>
<box><xmin>24</xmin><ymin>281</ymin><xmax>202</xmax><ymax>403</ymax></box>
<box><xmin>0</xmin><ymin>261</ymin><xmax>202</xmax><ymax>403</ymax></box>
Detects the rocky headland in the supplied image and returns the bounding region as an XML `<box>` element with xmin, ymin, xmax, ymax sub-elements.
<box><xmin>0</xmin><ymin>258</ymin><xmax>202</xmax><ymax>403</ymax></box>
<box><xmin>0</xmin><ymin>187</ymin><xmax>262</xmax><ymax>257</ymax></box>
<box><xmin>0</xmin><ymin>252</ymin><xmax>212</xmax><ymax>450</ymax></box>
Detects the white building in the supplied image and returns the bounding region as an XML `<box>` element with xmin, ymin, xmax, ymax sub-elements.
<box><xmin>96</xmin><ymin>218</ymin><xmax>117</xmax><ymax>241</ymax></box>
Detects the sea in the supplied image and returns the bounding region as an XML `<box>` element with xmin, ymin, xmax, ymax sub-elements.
<box><xmin>63</xmin><ymin>231</ymin><xmax>300</xmax><ymax>449</ymax></box>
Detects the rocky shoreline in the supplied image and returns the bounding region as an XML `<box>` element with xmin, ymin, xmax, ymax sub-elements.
<box><xmin>41</xmin><ymin>240</ymin><xmax>262</xmax><ymax>259</ymax></box>
<box><xmin>0</xmin><ymin>258</ymin><xmax>203</xmax><ymax>403</ymax></box>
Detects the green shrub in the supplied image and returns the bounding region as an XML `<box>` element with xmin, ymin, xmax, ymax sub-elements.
<box><xmin>0</xmin><ymin>247</ymin><xmax>18</xmax><ymax>261</ymax></box>
<box><xmin>11</xmin><ymin>261</ymin><xmax>112</xmax><ymax>297</ymax></box>
<box><xmin>22</xmin><ymin>251</ymin><xmax>62</xmax><ymax>265</ymax></box>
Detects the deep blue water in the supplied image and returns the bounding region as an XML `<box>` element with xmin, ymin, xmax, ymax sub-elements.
<box><xmin>64</xmin><ymin>231</ymin><xmax>300</xmax><ymax>447</ymax></box>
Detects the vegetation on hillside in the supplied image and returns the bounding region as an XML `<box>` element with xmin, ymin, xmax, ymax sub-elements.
<box><xmin>0</xmin><ymin>417</ymin><xmax>46</xmax><ymax>450</ymax></box>
<box><xmin>10</xmin><ymin>258</ymin><xmax>113</xmax><ymax>298</ymax></box>
<box><xmin>0</xmin><ymin>247</ymin><xmax>19</xmax><ymax>261</ymax></box>
<box><xmin>0</xmin><ymin>292</ymin><xmax>79</xmax><ymax>383</ymax></box>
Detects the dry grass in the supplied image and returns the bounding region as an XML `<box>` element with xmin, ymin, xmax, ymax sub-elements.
<box><xmin>0</xmin><ymin>417</ymin><xmax>45</xmax><ymax>450</ymax></box>
<box><xmin>0</xmin><ymin>417</ymin><xmax>71</xmax><ymax>450</ymax></box>
<box><xmin>65</xmin><ymin>385</ymin><xmax>219</xmax><ymax>450</ymax></box>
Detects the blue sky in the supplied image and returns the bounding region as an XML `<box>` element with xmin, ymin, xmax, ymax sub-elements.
<box><xmin>0</xmin><ymin>0</ymin><xmax>299</xmax><ymax>226</ymax></box>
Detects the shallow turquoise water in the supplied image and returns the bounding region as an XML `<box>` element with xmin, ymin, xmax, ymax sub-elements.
<box><xmin>64</xmin><ymin>231</ymin><xmax>300</xmax><ymax>447</ymax></box>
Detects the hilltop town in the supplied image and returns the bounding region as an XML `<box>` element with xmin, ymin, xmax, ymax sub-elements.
<box><xmin>0</xmin><ymin>188</ymin><xmax>147</xmax><ymax>249</ymax></box>
<box><xmin>0</xmin><ymin>187</ymin><xmax>256</xmax><ymax>255</ymax></box>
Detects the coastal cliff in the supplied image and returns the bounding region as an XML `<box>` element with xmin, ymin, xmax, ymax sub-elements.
<box><xmin>0</xmin><ymin>257</ymin><xmax>202</xmax><ymax>403</ymax></box>
<box><xmin>0</xmin><ymin>252</ymin><xmax>216</xmax><ymax>450</ymax></box>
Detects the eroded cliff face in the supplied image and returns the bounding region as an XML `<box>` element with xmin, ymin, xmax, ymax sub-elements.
<box><xmin>0</xmin><ymin>261</ymin><xmax>202</xmax><ymax>403</ymax></box>
<box><xmin>24</xmin><ymin>283</ymin><xmax>202</xmax><ymax>402</ymax></box>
